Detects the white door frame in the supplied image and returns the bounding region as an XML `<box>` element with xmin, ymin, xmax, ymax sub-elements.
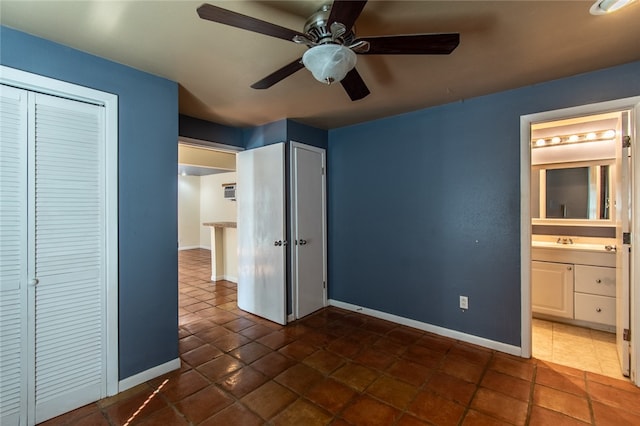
<box><xmin>289</xmin><ymin>141</ymin><xmax>328</xmax><ymax>320</ymax></box>
<box><xmin>1</xmin><ymin>66</ymin><xmax>119</xmax><ymax>396</ymax></box>
<box><xmin>520</xmin><ymin>96</ymin><xmax>640</xmax><ymax>386</ymax></box>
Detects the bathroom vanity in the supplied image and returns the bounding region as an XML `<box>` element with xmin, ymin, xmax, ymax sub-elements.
<box><xmin>532</xmin><ymin>242</ymin><xmax>616</xmax><ymax>331</ymax></box>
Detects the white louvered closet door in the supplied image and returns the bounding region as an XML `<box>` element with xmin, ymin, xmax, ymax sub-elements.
<box><xmin>0</xmin><ymin>85</ymin><xmax>29</xmax><ymax>426</ymax></box>
<box><xmin>30</xmin><ymin>92</ymin><xmax>106</xmax><ymax>423</ymax></box>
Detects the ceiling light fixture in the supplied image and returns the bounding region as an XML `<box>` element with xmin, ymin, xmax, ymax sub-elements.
<box><xmin>302</xmin><ymin>44</ymin><xmax>357</xmax><ymax>85</ymax></box>
<box><xmin>590</xmin><ymin>0</ymin><xmax>637</xmax><ymax>15</ymax></box>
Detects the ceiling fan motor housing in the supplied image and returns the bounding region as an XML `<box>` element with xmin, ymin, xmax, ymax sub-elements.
<box><xmin>304</xmin><ymin>4</ymin><xmax>355</xmax><ymax>46</ymax></box>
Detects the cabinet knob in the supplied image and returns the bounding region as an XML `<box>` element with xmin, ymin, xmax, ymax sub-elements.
<box><xmin>567</xmin><ymin>266</ymin><xmax>572</xmax><ymax>271</ymax></box>
<box><xmin>596</xmin><ymin>308</ymin><xmax>602</xmax><ymax>313</ymax></box>
<box><xmin>596</xmin><ymin>279</ymin><xmax>602</xmax><ymax>284</ymax></box>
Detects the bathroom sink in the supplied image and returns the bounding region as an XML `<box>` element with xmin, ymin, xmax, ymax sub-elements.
<box><xmin>531</xmin><ymin>241</ymin><xmax>615</xmax><ymax>253</ymax></box>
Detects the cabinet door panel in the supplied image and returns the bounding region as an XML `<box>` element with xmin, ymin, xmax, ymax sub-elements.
<box><xmin>532</xmin><ymin>261</ymin><xmax>574</xmax><ymax>319</ymax></box>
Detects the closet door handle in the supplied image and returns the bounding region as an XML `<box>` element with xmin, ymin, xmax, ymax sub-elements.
<box><xmin>29</xmin><ymin>278</ymin><xmax>39</xmax><ymax>286</ymax></box>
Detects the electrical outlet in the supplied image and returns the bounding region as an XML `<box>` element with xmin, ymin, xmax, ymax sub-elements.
<box><xmin>459</xmin><ymin>296</ymin><xmax>469</xmax><ymax>310</ymax></box>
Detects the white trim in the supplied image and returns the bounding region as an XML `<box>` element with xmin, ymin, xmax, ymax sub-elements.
<box><xmin>118</xmin><ymin>358</ymin><xmax>181</xmax><ymax>392</ymax></box>
<box><xmin>178</xmin><ymin>245</ymin><xmax>201</xmax><ymax>251</ymax></box>
<box><xmin>329</xmin><ymin>299</ymin><xmax>522</xmax><ymax>356</ymax></box>
<box><xmin>178</xmin><ymin>136</ymin><xmax>244</xmax><ymax>152</ymax></box>
<box><xmin>520</xmin><ymin>96</ymin><xmax>640</xmax><ymax>386</ymax></box>
<box><xmin>287</xmin><ymin>314</ymin><xmax>295</xmax><ymax>323</ymax></box>
<box><xmin>1</xmin><ymin>65</ymin><xmax>120</xmax><ymax>396</ymax></box>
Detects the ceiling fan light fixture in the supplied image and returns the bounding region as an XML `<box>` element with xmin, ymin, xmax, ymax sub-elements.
<box><xmin>590</xmin><ymin>0</ymin><xmax>637</xmax><ymax>14</ymax></box>
<box><xmin>302</xmin><ymin>44</ymin><xmax>356</xmax><ymax>85</ymax></box>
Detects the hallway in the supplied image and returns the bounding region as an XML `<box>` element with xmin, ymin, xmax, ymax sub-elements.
<box><xmin>42</xmin><ymin>249</ymin><xmax>640</xmax><ymax>425</ymax></box>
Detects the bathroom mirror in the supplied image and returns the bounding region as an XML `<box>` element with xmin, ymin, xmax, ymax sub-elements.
<box><xmin>531</xmin><ymin>162</ymin><xmax>613</xmax><ymax>221</ymax></box>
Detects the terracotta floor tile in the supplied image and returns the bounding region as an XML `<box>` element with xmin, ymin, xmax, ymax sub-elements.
<box><xmin>306</xmin><ymin>378</ymin><xmax>357</xmax><ymax>414</ymax></box>
<box><xmin>135</xmin><ymin>406</ymin><xmax>189</xmax><ymax>426</ymax></box>
<box><xmin>439</xmin><ymin>356</ymin><xmax>486</xmax><ymax>384</ymax></box>
<box><xmin>587</xmin><ymin>381</ymin><xmax>640</xmax><ymax>415</ymax></box>
<box><xmin>592</xmin><ymin>400</ymin><xmax>640</xmax><ymax>425</ymax></box>
<box><xmin>211</xmin><ymin>333</ymin><xmax>251</xmax><ymax>352</ymax></box>
<box><xmin>480</xmin><ymin>369</ymin><xmax>531</xmax><ymax>401</ymax></box>
<box><xmin>385</xmin><ymin>359</ymin><xmax>433</xmax><ymax>387</ymax></box>
<box><xmin>178</xmin><ymin>334</ymin><xmax>205</xmax><ymax>354</ymax></box>
<box><xmin>272</xmin><ymin>398</ymin><xmax>333</xmax><ymax>426</ymax></box>
<box><xmin>104</xmin><ymin>388</ymin><xmax>167</xmax><ymax>425</ymax></box>
<box><xmin>174</xmin><ymin>385</ymin><xmax>234</xmax><ymax>424</ymax></box>
<box><xmin>276</xmin><ymin>363</ymin><xmax>325</xmax><ymax>395</ymax></box>
<box><xmin>199</xmin><ymin>402</ymin><xmax>263</xmax><ymax>426</ymax></box>
<box><xmin>426</xmin><ymin>371</ymin><xmax>478</xmax><ymax>405</ymax></box>
<box><xmin>470</xmin><ymin>387</ymin><xmax>528</xmax><ymax>425</ymax></box>
<box><xmin>327</xmin><ymin>336</ymin><xmax>363</xmax><ymax>358</ymax></box>
<box><xmin>371</xmin><ymin>336</ymin><xmax>407</xmax><ymax>356</ymax></box>
<box><xmin>257</xmin><ymin>330</ymin><xmax>296</xmax><ymax>349</ymax></box>
<box><xmin>461</xmin><ymin>409</ymin><xmax>513</xmax><ymax>426</ymax></box>
<box><xmin>197</xmin><ymin>354</ymin><xmax>243</xmax><ymax>381</ymax></box>
<box><xmin>251</xmin><ymin>351</ymin><xmax>297</xmax><ymax>377</ymax></box>
<box><xmin>402</xmin><ymin>344</ymin><xmax>446</xmax><ymax>369</ymax></box>
<box><xmin>488</xmin><ymin>356</ymin><xmax>534</xmax><ymax>381</ymax></box>
<box><xmin>304</xmin><ymin>349</ymin><xmax>346</xmax><ymax>375</ymax></box>
<box><xmin>415</xmin><ymin>333</ymin><xmax>454</xmax><ymax>353</ymax></box>
<box><xmin>366</xmin><ymin>375</ymin><xmax>420</xmax><ymax>410</ymax></box>
<box><xmin>39</xmin><ymin>403</ymin><xmax>100</xmax><ymax>426</ymax></box>
<box><xmin>528</xmin><ymin>405</ymin><xmax>590</xmax><ymax>426</ymax></box>
<box><xmin>278</xmin><ymin>339</ymin><xmax>318</xmax><ymax>360</ymax></box>
<box><xmin>353</xmin><ymin>347</ymin><xmax>396</xmax><ymax>370</ymax></box>
<box><xmin>228</xmin><ymin>341</ymin><xmax>272</xmax><ymax>363</ymax></box>
<box><xmin>331</xmin><ymin>362</ymin><xmax>379</xmax><ymax>391</ymax></box>
<box><xmin>194</xmin><ymin>325</ymin><xmax>232</xmax><ymax>343</ymax></box>
<box><xmin>240</xmin><ymin>323</ymin><xmax>277</xmax><ymax>339</ymax></box>
<box><xmin>241</xmin><ymin>381</ymin><xmax>298</xmax><ymax>420</ymax></box>
<box><xmin>408</xmin><ymin>388</ymin><xmax>466</xmax><ymax>425</ymax></box>
<box><xmin>396</xmin><ymin>413</ymin><xmax>432</xmax><ymax>426</ymax></box>
<box><xmin>533</xmin><ymin>384</ymin><xmax>591</xmax><ymax>423</ymax></box>
<box><xmin>222</xmin><ymin>317</ymin><xmax>256</xmax><ymax>332</ymax></box>
<box><xmin>387</xmin><ymin>327</ymin><xmax>423</xmax><ymax>345</ymax></box>
<box><xmin>536</xmin><ymin>365</ymin><xmax>587</xmax><ymax>397</ymax></box>
<box><xmin>448</xmin><ymin>343</ymin><xmax>492</xmax><ymax>366</ymax></box>
<box><xmin>216</xmin><ymin>366</ymin><xmax>269</xmax><ymax>398</ymax></box>
<box><xmin>180</xmin><ymin>343</ymin><xmax>223</xmax><ymax>367</ymax></box>
<box><xmin>342</xmin><ymin>395</ymin><xmax>401</xmax><ymax>426</ymax></box>
<box><xmin>158</xmin><ymin>369</ymin><xmax>209</xmax><ymax>402</ymax></box>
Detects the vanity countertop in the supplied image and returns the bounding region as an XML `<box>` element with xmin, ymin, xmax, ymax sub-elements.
<box><xmin>203</xmin><ymin>221</ymin><xmax>237</xmax><ymax>228</ymax></box>
<box><xmin>531</xmin><ymin>241</ymin><xmax>615</xmax><ymax>253</ymax></box>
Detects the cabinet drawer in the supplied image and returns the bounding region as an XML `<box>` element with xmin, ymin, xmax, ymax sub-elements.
<box><xmin>574</xmin><ymin>265</ymin><xmax>615</xmax><ymax>297</ymax></box>
<box><xmin>574</xmin><ymin>293</ymin><xmax>615</xmax><ymax>326</ymax></box>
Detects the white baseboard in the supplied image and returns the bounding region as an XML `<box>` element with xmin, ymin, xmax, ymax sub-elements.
<box><xmin>178</xmin><ymin>245</ymin><xmax>205</xmax><ymax>251</ymax></box>
<box><xmin>118</xmin><ymin>358</ymin><xmax>181</xmax><ymax>392</ymax></box>
<box><xmin>329</xmin><ymin>299</ymin><xmax>522</xmax><ymax>357</ymax></box>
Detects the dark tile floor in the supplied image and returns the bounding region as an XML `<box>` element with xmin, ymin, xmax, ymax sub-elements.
<box><xmin>42</xmin><ymin>248</ymin><xmax>640</xmax><ymax>425</ymax></box>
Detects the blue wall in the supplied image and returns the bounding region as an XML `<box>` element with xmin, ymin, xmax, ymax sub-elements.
<box><xmin>1</xmin><ymin>27</ymin><xmax>179</xmax><ymax>379</ymax></box>
<box><xmin>328</xmin><ymin>60</ymin><xmax>640</xmax><ymax>346</ymax></box>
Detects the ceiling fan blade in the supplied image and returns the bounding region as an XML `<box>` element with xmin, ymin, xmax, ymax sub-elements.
<box><xmin>197</xmin><ymin>3</ymin><xmax>305</xmax><ymax>42</ymax></box>
<box><xmin>328</xmin><ymin>0</ymin><xmax>368</xmax><ymax>30</ymax></box>
<box><xmin>341</xmin><ymin>68</ymin><xmax>370</xmax><ymax>101</ymax></box>
<box><xmin>251</xmin><ymin>58</ymin><xmax>305</xmax><ymax>89</ymax></box>
<box><xmin>356</xmin><ymin>33</ymin><xmax>460</xmax><ymax>55</ymax></box>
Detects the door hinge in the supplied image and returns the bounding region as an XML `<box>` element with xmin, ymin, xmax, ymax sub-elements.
<box><xmin>623</xmin><ymin>328</ymin><xmax>631</xmax><ymax>342</ymax></box>
<box><xmin>321</xmin><ymin>166</ymin><xmax>325</xmax><ymax>175</ymax></box>
<box><xmin>622</xmin><ymin>135</ymin><xmax>631</xmax><ymax>148</ymax></box>
<box><xmin>623</xmin><ymin>232</ymin><xmax>631</xmax><ymax>245</ymax></box>
<box><xmin>323</xmin><ymin>281</ymin><xmax>326</xmax><ymax>289</ymax></box>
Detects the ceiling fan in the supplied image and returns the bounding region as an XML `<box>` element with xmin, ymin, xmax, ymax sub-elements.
<box><xmin>197</xmin><ymin>1</ymin><xmax>460</xmax><ymax>101</ymax></box>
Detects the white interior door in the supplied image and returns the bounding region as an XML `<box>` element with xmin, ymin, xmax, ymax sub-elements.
<box><xmin>237</xmin><ymin>143</ymin><xmax>287</xmax><ymax>325</ymax></box>
<box><xmin>291</xmin><ymin>143</ymin><xmax>326</xmax><ymax>319</ymax></box>
<box><xmin>30</xmin><ymin>92</ymin><xmax>107</xmax><ymax>423</ymax></box>
<box><xmin>616</xmin><ymin>110</ymin><xmax>632</xmax><ymax>377</ymax></box>
<box><xmin>0</xmin><ymin>85</ymin><xmax>29</xmax><ymax>426</ymax></box>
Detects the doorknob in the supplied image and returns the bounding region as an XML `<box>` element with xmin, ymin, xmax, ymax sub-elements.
<box><xmin>299</xmin><ymin>239</ymin><xmax>307</xmax><ymax>245</ymax></box>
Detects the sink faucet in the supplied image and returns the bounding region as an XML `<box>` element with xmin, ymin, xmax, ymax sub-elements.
<box><xmin>556</xmin><ymin>237</ymin><xmax>574</xmax><ymax>245</ymax></box>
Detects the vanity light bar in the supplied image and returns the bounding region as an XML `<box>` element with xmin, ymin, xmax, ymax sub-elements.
<box><xmin>532</xmin><ymin>129</ymin><xmax>616</xmax><ymax>148</ymax></box>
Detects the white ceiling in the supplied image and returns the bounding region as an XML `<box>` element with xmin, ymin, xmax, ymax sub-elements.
<box><xmin>2</xmin><ymin>1</ymin><xmax>639</xmax><ymax>129</ymax></box>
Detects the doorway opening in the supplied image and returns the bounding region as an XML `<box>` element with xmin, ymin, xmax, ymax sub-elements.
<box><xmin>520</xmin><ymin>98</ymin><xmax>640</xmax><ymax>386</ymax></box>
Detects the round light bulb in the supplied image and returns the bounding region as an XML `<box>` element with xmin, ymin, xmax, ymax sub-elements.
<box><xmin>603</xmin><ymin>130</ymin><xmax>616</xmax><ymax>139</ymax></box>
<box><xmin>586</xmin><ymin>132</ymin><xmax>597</xmax><ymax>140</ymax></box>
<box><xmin>551</xmin><ymin>137</ymin><xmax>561</xmax><ymax>144</ymax></box>
<box><xmin>568</xmin><ymin>135</ymin><xmax>579</xmax><ymax>142</ymax></box>
<box><xmin>535</xmin><ymin>139</ymin><xmax>546</xmax><ymax>147</ymax></box>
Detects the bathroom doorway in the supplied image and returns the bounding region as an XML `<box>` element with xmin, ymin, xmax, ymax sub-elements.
<box><xmin>520</xmin><ymin>97</ymin><xmax>640</xmax><ymax>385</ymax></box>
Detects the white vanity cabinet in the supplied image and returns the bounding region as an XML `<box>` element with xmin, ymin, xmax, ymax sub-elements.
<box><xmin>532</xmin><ymin>261</ymin><xmax>574</xmax><ymax>319</ymax></box>
<box><xmin>574</xmin><ymin>265</ymin><xmax>616</xmax><ymax>326</ymax></box>
<box><xmin>531</xmin><ymin>246</ymin><xmax>616</xmax><ymax>328</ymax></box>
